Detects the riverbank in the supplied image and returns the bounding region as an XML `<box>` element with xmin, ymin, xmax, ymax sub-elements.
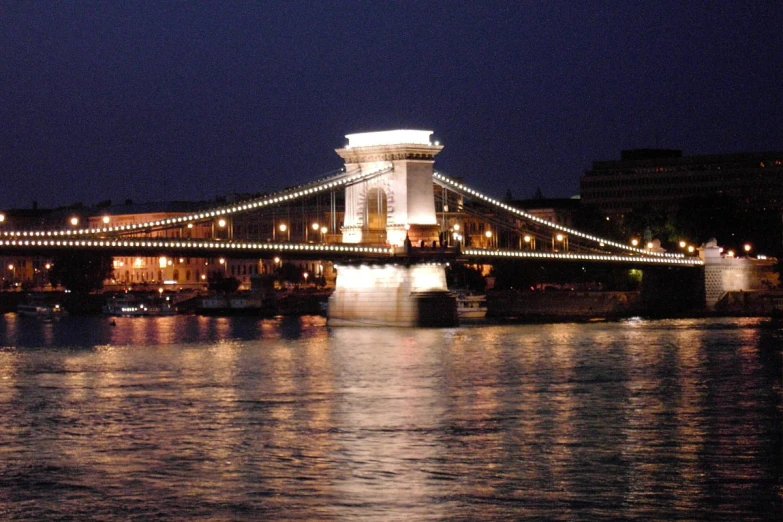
<box><xmin>2</xmin><ymin>289</ymin><xmax>782</xmax><ymax>320</ymax></box>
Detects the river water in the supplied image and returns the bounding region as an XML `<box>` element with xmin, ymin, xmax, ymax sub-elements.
<box><xmin>0</xmin><ymin>314</ymin><xmax>780</xmax><ymax>521</ymax></box>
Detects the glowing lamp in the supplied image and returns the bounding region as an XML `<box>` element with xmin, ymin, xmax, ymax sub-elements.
<box><xmin>102</xmin><ymin>216</ymin><xmax>110</xmax><ymax>224</ymax></box>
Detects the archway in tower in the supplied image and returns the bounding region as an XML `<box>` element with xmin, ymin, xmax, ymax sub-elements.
<box><xmin>364</xmin><ymin>187</ymin><xmax>388</xmax><ymax>244</ymax></box>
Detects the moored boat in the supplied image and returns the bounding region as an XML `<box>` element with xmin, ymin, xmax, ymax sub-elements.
<box><xmin>103</xmin><ymin>294</ymin><xmax>177</xmax><ymax>316</ymax></box>
<box><xmin>17</xmin><ymin>294</ymin><xmax>63</xmax><ymax>318</ymax></box>
<box><xmin>456</xmin><ymin>293</ymin><xmax>487</xmax><ymax>319</ymax></box>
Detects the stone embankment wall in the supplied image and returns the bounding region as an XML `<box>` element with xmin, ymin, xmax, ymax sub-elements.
<box><xmin>713</xmin><ymin>290</ymin><xmax>783</xmax><ymax>316</ymax></box>
<box><xmin>487</xmin><ymin>291</ymin><xmax>642</xmax><ymax>321</ymax></box>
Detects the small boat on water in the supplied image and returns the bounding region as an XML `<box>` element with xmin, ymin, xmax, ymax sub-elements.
<box><xmin>17</xmin><ymin>294</ymin><xmax>63</xmax><ymax>319</ymax></box>
<box><xmin>456</xmin><ymin>293</ymin><xmax>487</xmax><ymax>319</ymax></box>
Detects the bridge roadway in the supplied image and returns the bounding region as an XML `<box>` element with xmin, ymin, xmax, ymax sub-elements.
<box><xmin>0</xmin><ymin>236</ymin><xmax>704</xmax><ymax>268</ymax></box>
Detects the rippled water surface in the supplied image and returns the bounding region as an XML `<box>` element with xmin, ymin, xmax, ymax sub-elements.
<box><xmin>0</xmin><ymin>314</ymin><xmax>780</xmax><ymax>521</ymax></box>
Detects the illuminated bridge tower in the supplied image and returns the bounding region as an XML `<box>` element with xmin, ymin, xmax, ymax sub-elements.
<box><xmin>328</xmin><ymin>129</ymin><xmax>457</xmax><ymax>327</ymax></box>
<box><xmin>335</xmin><ymin>129</ymin><xmax>442</xmax><ymax>247</ymax></box>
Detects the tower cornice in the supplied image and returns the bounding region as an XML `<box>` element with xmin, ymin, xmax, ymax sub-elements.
<box><xmin>335</xmin><ymin>143</ymin><xmax>444</xmax><ymax>163</ymax></box>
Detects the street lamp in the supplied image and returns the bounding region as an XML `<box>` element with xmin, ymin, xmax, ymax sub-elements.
<box><xmin>631</xmin><ymin>238</ymin><xmax>639</xmax><ymax>247</ymax></box>
<box><xmin>554</xmin><ymin>233</ymin><xmax>567</xmax><ymax>251</ymax></box>
<box><xmin>321</xmin><ymin>226</ymin><xmax>328</xmax><ymax>243</ymax></box>
<box><xmin>485</xmin><ymin>229</ymin><xmax>492</xmax><ymax>248</ymax></box>
<box><xmin>102</xmin><ymin>215</ymin><xmax>110</xmax><ymax>225</ymax></box>
<box><xmin>70</xmin><ymin>216</ymin><xmax>79</xmax><ymax>227</ymax></box>
<box><xmin>678</xmin><ymin>240</ymin><xmax>687</xmax><ymax>249</ymax></box>
<box><xmin>279</xmin><ymin>223</ymin><xmax>289</xmax><ymax>241</ymax></box>
<box><xmin>743</xmin><ymin>243</ymin><xmax>752</xmax><ymax>254</ymax></box>
<box><xmin>0</xmin><ymin>213</ymin><xmax>5</xmax><ymax>224</ymax></box>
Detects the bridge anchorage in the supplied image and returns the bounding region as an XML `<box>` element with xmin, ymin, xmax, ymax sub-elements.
<box><xmin>5</xmin><ymin>128</ymin><xmax>769</xmax><ymax>326</ymax></box>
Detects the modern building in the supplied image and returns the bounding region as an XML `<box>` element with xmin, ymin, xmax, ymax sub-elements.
<box><xmin>580</xmin><ymin>149</ymin><xmax>783</xmax><ymax>216</ymax></box>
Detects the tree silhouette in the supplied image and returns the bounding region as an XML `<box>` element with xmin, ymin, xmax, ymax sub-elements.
<box><xmin>49</xmin><ymin>251</ymin><xmax>114</xmax><ymax>293</ymax></box>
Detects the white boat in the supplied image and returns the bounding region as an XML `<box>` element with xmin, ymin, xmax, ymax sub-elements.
<box><xmin>456</xmin><ymin>293</ymin><xmax>487</xmax><ymax>319</ymax></box>
<box><xmin>17</xmin><ymin>295</ymin><xmax>63</xmax><ymax>318</ymax></box>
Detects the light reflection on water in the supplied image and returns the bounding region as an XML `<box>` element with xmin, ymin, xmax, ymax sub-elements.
<box><xmin>0</xmin><ymin>315</ymin><xmax>780</xmax><ymax>520</ymax></box>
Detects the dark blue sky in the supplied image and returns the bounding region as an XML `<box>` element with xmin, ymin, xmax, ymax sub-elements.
<box><xmin>1</xmin><ymin>1</ymin><xmax>780</xmax><ymax>209</ymax></box>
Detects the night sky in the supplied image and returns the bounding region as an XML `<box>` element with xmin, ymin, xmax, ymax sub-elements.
<box><xmin>1</xmin><ymin>1</ymin><xmax>780</xmax><ymax>210</ymax></box>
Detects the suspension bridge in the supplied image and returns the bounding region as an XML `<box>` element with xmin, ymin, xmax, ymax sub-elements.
<box><xmin>1</xmin><ymin>129</ymin><xmax>710</xmax><ymax>326</ymax></box>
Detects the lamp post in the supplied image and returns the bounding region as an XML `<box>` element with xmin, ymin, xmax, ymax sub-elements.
<box><xmin>553</xmin><ymin>233</ymin><xmax>567</xmax><ymax>252</ymax></box>
<box><xmin>485</xmin><ymin>230</ymin><xmax>493</xmax><ymax>249</ymax></box>
<box><xmin>311</xmin><ymin>222</ymin><xmax>320</xmax><ymax>243</ymax></box>
<box><xmin>321</xmin><ymin>226</ymin><xmax>328</xmax><ymax>243</ymax></box>
<box><xmin>279</xmin><ymin>223</ymin><xmax>289</xmax><ymax>241</ymax></box>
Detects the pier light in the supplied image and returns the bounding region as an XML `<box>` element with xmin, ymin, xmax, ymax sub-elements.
<box><xmin>687</xmin><ymin>245</ymin><xmax>695</xmax><ymax>253</ymax></box>
<box><xmin>453</xmin><ymin>224</ymin><xmax>460</xmax><ymax>231</ymax></box>
<box><xmin>102</xmin><ymin>216</ymin><xmax>110</xmax><ymax>224</ymax></box>
<box><xmin>556</xmin><ymin>233</ymin><xmax>564</xmax><ymax>242</ymax></box>
<box><xmin>219</xmin><ymin>258</ymin><xmax>225</xmax><ymax>265</ymax></box>
<box><xmin>485</xmin><ymin>230</ymin><xmax>492</xmax><ymax>238</ymax></box>
<box><xmin>218</xmin><ymin>218</ymin><xmax>227</xmax><ymax>228</ymax></box>
<box><xmin>646</xmin><ymin>242</ymin><xmax>654</xmax><ymax>249</ymax></box>
<box><xmin>678</xmin><ymin>240</ymin><xmax>687</xmax><ymax>248</ymax></box>
<box><xmin>743</xmin><ymin>243</ymin><xmax>752</xmax><ymax>253</ymax></box>
<box><xmin>0</xmin><ymin>213</ymin><xmax>5</xmax><ymax>223</ymax></box>
<box><xmin>631</xmin><ymin>238</ymin><xmax>639</xmax><ymax>247</ymax></box>
<box><xmin>70</xmin><ymin>216</ymin><xmax>79</xmax><ymax>227</ymax></box>
<box><xmin>303</xmin><ymin>272</ymin><xmax>308</xmax><ymax>283</ymax></box>
<box><xmin>187</xmin><ymin>223</ymin><xmax>194</xmax><ymax>229</ymax></box>
<box><xmin>524</xmin><ymin>235</ymin><xmax>531</xmax><ymax>243</ymax></box>
<box><xmin>312</xmin><ymin>222</ymin><xmax>320</xmax><ymax>231</ymax></box>
<box><xmin>321</xmin><ymin>226</ymin><xmax>327</xmax><ymax>234</ymax></box>
<box><xmin>727</xmin><ymin>249</ymin><xmax>735</xmax><ymax>257</ymax></box>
